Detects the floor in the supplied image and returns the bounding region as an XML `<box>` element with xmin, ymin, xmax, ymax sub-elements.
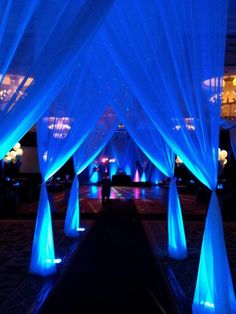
<box><xmin>0</xmin><ymin>185</ymin><xmax>235</xmax><ymax>314</ymax></box>
<box><xmin>39</xmin><ymin>199</ymin><xmax>178</xmax><ymax>314</ymax></box>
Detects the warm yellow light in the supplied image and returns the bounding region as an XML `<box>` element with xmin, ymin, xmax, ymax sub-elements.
<box><xmin>13</xmin><ymin>142</ymin><xmax>21</xmax><ymax>150</ymax></box>
<box><xmin>2</xmin><ymin>75</ymin><xmax>11</xmax><ymax>85</ymax></box>
<box><xmin>233</xmin><ymin>77</ymin><xmax>236</xmax><ymax>86</ymax></box>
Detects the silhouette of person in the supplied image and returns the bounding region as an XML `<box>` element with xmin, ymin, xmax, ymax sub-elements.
<box><xmin>101</xmin><ymin>173</ymin><xmax>111</xmax><ymax>206</ymax></box>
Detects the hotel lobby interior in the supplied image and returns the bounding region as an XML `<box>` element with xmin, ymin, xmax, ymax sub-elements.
<box><xmin>0</xmin><ymin>1</ymin><xmax>236</xmax><ymax>313</ymax></box>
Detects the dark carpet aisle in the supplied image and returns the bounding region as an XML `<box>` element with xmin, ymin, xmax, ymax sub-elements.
<box><xmin>39</xmin><ymin>200</ymin><xmax>178</xmax><ymax>314</ymax></box>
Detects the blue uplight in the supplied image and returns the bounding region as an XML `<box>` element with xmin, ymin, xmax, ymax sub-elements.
<box><xmin>200</xmin><ymin>301</ymin><xmax>215</xmax><ymax>309</ymax></box>
<box><xmin>90</xmin><ymin>185</ymin><xmax>98</xmax><ymax>194</ymax></box>
<box><xmin>77</xmin><ymin>227</ymin><xmax>85</xmax><ymax>232</ymax></box>
<box><xmin>64</xmin><ymin>176</ymin><xmax>80</xmax><ymax>237</ymax></box>
<box><xmin>125</xmin><ymin>165</ymin><xmax>131</xmax><ymax>175</ymax></box>
<box><xmin>193</xmin><ymin>192</ymin><xmax>236</xmax><ymax>313</ymax></box>
<box><xmin>30</xmin><ymin>183</ymin><xmax>56</xmax><ymax>276</ymax></box>
<box><xmin>168</xmin><ymin>178</ymin><xmax>187</xmax><ymax>259</ymax></box>
<box><xmin>110</xmin><ymin>162</ymin><xmax>118</xmax><ymax>178</ymax></box>
<box><xmin>90</xmin><ymin>171</ymin><xmax>99</xmax><ymax>184</ymax></box>
<box><xmin>141</xmin><ymin>172</ymin><xmax>147</xmax><ymax>182</ymax></box>
<box><xmin>46</xmin><ymin>258</ymin><xmax>62</xmax><ymax>264</ymax></box>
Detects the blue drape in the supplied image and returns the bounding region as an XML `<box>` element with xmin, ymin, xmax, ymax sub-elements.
<box><xmin>65</xmin><ymin>108</ymin><xmax>117</xmax><ymax>237</ymax></box>
<box><xmin>101</xmin><ymin>0</ymin><xmax>226</xmax><ymax>189</ymax></box>
<box><xmin>103</xmin><ymin>133</ymin><xmax>136</xmax><ymax>177</ymax></box>
<box><xmin>113</xmin><ymin>98</ymin><xmax>187</xmax><ymax>259</ymax></box>
<box><xmin>29</xmin><ymin>181</ymin><xmax>56</xmax><ymax>276</ymax></box>
<box><xmin>135</xmin><ymin>145</ymin><xmax>153</xmax><ymax>182</ymax></box>
<box><xmin>193</xmin><ymin>192</ymin><xmax>236</xmax><ymax>313</ymax></box>
<box><xmin>0</xmin><ymin>0</ymin><xmax>115</xmax><ymax>160</ymax></box>
<box><xmin>100</xmin><ymin>1</ymin><xmax>233</xmax><ymax>311</ymax></box>
<box><xmin>30</xmin><ymin>39</ymin><xmax>119</xmax><ymax>275</ymax></box>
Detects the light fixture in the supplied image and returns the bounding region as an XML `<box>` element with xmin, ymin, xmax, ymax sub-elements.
<box><xmin>45</xmin><ymin>116</ymin><xmax>72</xmax><ymax>139</ymax></box>
<box><xmin>3</xmin><ymin>142</ymin><xmax>23</xmax><ymax>164</ymax></box>
<box><xmin>0</xmin><ymin>74</ymin><xmax>33</xmax><ymax>111</ymax></box>
<box><xmin>221</xmin><ymin>76</ymin><xmax>236</xmax><ymax>119</ymax></box>
<box><xmin>203</xmin><ymin>75</ymin><xmax>236</xmax><ymax>120</ymax></box>
<box><xmin>77</xmin><ymin>227</ymin><xmax>85</xmax><ymax>232</ymax></box>
<box><xmin>175</xmin><ymin>156</ymin><xmax>183</xmax><ymax>164</ymax></box>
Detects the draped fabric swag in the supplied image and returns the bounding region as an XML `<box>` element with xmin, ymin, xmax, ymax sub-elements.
<box><xmin>65</xmin><ymin>108</ymin><xmax>118</xmax><ymax>237</ymax></box>
<box><xmin>1</xmin><ymin>2</ymin><xmax>235</xmax><ymax>312</ymax></box>
<box><xmin>113</xmin><ymin>98</ymin><xmax>187</xmax><ymax>259</ymax></box>
<box><xmin>0</xmin><ymin>0</ymin><xmax>115</xmax><ymax>160</ymax></box>
<box><xmin>100</xmin><ymin>1</ymin><xmax>235</xmax><ymax>312</ymax></box>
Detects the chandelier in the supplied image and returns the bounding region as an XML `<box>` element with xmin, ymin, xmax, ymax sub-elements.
<box><xmin>203</xmin><ymin>75</ymin><xmax>236</xmax><ymax>120</ymax></box>
<box><xmin>46</xmin><ymin>116</ymin><xmax>72</xmax><ymax>139</ymax></box>
<box><xmin>0</xmin><ymin>74</ymin><xmax>33</xmax><ymax>111</ymax></box>
<box><xmin>221</xmin><ymin>76</ymin><xmax>236</xmax><ymax>120</ymax></box>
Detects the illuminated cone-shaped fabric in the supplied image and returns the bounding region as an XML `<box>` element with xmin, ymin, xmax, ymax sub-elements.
<box><xmin>141</xmin><ymin>171</ymin><xmax>147</xmax><ymax>182</ymax></box>
<box><xmin>64</xmin><ymin>176</ymin><xmax>80</xmax><ymax>237</ymax></box>
<box><xmin>193</xmin><ymin>192</ymin><xmax>236</xmax><ymax>314</ymax></box>
<box><xmin>168</xmin><ymin>177</ymin><xmax>187</xmax><ymax>259</ymax></box>
<box><xmin>133</xmin><ymin>168</ymin><xmax>140</xmax><ymax>182</ymax></box>
<box><xmin>30</xmin><ymin>182</ymin><xmax>56</xmax><ymax>276</ymax></box>
<box><xmin>90</xmin><ymin>170</ymin><xmax>99</xmax><ymax>184</ymax></box>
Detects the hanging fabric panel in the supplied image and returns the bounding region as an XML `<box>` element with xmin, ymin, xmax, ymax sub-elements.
<box><xmin>29</xmin><ymin>181</ymin><xmax>56</xmax><ymax>276</ymax></box>
<box><xmin>101</xmin><ymin>0</ymin><xmax>227</xmax><ymax>190</ymax></box>
<box><xmin>113</xmin><ymin>97</ymin><xmax>187</xmax><ymax>259</ymax></box>
<box><xmin>30</xmin><ymin>37</ymin><xmax>120</xmax><ymax>275</ymax></box>
<box><xmin>65</xmin><ymin>107</ymin><xmax>117</xmax><ymax>236</ymax></box>
<box><xmin>101</xmin><ymin>1</ymin><xmax>234</xmax><ymax>312</ymax></box>
<box><xmin>0</xmin><ymin>0</ymin><xmax>115</xmax><ymax>160</ymax></box>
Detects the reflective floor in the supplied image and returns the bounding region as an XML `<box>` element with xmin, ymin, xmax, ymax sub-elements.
<box><xmin>81</xmin><ymin>185</ymin><xmax>168</xmax><ymax>201</ymax></box>
<box><xmin>0</xmin><ymin>184</ymin><xmax>235</xmax><ymax>314</ymax></box>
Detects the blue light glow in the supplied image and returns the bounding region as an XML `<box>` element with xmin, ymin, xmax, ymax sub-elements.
<box><xmin>77</xmin><ymin>227</ymin><xmax>85</xmax><ymax>232</ymax></box>
<box><xmin>141</xmin><ymin>172</ymin><xmax>147</xmax><ymax>182</ymax></box>
<box><xmin>125</xmin><ymin>165</ymin><xmax>131</xmax><ymax>175</ymax></box>
<box><xmin>54</xmin><ymin>258</ymin><xmax>62</xmax><ymax>264</ymax></box>
<box><xmin>168</xmin><ymin>178</ymin><xmax>187</xmax><ymax>259</ymax></box>
<box><xmin>110</xmin><ymin>162</ymin><xmax>118</xmax><ymax>178</ymax></box>
<box><xmin>193</xmin><ymin>192</ymin><xmax>236</xmax><ymax>313</ymax></box>
<box><xmin>64</xmin><ymin>176</ymin><xmax>80</xmax><ymax>237</ymax></box>
<box><xmin>90</xmin><ymin>171</ymin><xmax>99</xmax><ymax>184</ymax></box>
<box><xmin>30</xmin><ymin>183</ymin><xmax>56</xmax><ymax>276</ymax></box>
<box><xmin>46</xmin><ymin>258</ymin><xmax>62</xmax><ymax>264</ymax></box>
<box><xmin>90</xmin><ymin>185</ymin><xmax>98</xmax><ymax>194</ymax></box>
<box><xmin>200</xmin><ymin>301</ymin><xmax>215</xmax><ymax>309</ymax></box>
